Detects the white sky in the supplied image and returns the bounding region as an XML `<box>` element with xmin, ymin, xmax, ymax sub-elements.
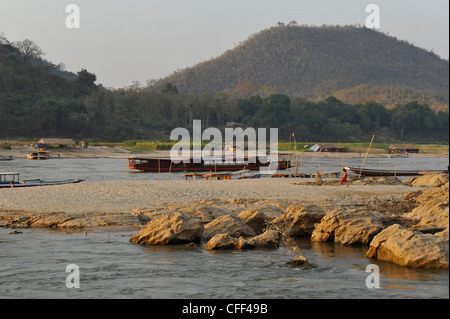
<box><xmin>0</xmin><ymin>0</ymin><xmax>448</xmax><ymax>89</ymax></box>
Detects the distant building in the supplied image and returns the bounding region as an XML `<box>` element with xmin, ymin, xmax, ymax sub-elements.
<box><xmin>225</xmin><ymin>122</ymin><xmax>244</xmax><ymax>128</ymax></box>
<box><xmin>386</xmin><ymin>144</ymin><xmax>420</xmax><ymax>154</ymax></box>
<box><xmin>309</xmin><ymin>143</ymin><xmax>347</xmax><ymax>152</ymax></box>
<box><xmin>37</xmin><ymin>138</ymin><xmax>76</xmax><ymax>149</ymax></box>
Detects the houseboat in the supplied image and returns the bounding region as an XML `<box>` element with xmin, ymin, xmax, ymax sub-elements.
<box><xmin>26</xmin><ymin>151</ymin><xmax>49</xmax><ymax>160</ymax></box>
<box><xmin>127</xmin><ymin>155</ymin><xmax>291</xmax><ymax>173</ymax></box>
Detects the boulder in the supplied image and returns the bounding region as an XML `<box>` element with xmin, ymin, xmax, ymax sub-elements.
<box><xmin>311</xmin><ymin>209</ymin><xmax>385</xmax><ymax>245</ymax></box>
<box><xmin>366</xmin><ymin>224</ymin><xmax>449</xmax><ymax>269</ymax></box>
<box><xmin>404</xmin><ymin>181</ymin><xmax>449</xmax><ymax>232</ymax></box>
<box><xmin>247</xmin><ymin>229</ymin><xmax>280</xmax><ymax>248</ymax></box>
<box><xmin>271</xmin><ymin>204</ymin><xmax>325</xmax><ymax>237</ymax></box>
<box><xmin>204</xmin><ymin>234</ymin><xmax>238</xmax><ymax>250</ymax></box>
<box><xmin>238</xmin><ymin>208</ymin><xmax>269</xmax><ymax>234</ymax></box>
<box><xmin>129</xmin><ymin>212</ymin><xmax>203</xmax><ymax>245</ymax></box>
<box><xmin>202</xmin><ymin>215</ymin><xmax>256</xmax><ymax>239</ymax></box>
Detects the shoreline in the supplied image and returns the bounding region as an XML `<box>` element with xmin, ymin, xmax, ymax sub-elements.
<box><xmin>1</xmin><ymin>145</ymin><xmax>449</xmax><ymax>159</ymax></box>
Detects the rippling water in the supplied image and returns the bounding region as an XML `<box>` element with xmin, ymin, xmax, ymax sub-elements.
<box><xmin>1</xmin><ymin>155</ymin><xmax>448</xmax><ymax>182</ymax></box>
<box><xmin>0</xmin><ymin>156</ymin><xmax>448</xmax><ymax>299</ymax></box>
<box><xmin>0</xmin><ymin>228</ymin><xmax>448</xmax><ymax>299</ymax></box>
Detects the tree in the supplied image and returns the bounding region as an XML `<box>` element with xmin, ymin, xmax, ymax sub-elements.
<box><xmin>13</xmin><ymin>39</ymin><xmax>44</xmax><ymax>61</ymax></box>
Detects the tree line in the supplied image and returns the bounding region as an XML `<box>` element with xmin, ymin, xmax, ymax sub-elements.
<box><xmin>0</xmin><ymin>36</ymin><xmax>448</xmax><ymax>143</ymax></box>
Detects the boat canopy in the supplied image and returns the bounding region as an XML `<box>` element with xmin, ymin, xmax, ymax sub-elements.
<box><xmin>0</xmin><ymin>172</ymin><xmax>20</xmax><ymax>183</ymax></box>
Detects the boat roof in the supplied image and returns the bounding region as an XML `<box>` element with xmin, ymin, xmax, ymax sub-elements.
<box><xmin>0</xmin><ymin>172</ymin><xmax>19</xmax><ymax>175</ymax></box>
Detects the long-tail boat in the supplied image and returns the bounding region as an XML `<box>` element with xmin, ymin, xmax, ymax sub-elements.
<box><xmin>348</xmin><ymin>166</ymin><xmax>448</xmax><ymax>177</ymax></box>
<box><xmin>127</xmin><ymin>155</ymin><xmax>291</xmax><ymax>172</ymax></box>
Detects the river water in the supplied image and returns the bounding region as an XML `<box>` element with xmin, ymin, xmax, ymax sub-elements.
<box><xmin>0</xmin><ymin>156</ymin><xmax>449</xmax><ymax>299</ymax></box>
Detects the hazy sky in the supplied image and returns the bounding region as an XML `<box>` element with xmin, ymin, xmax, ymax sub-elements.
<box><xmin>0</xmin><ymin>0</ymin><xmax>448</xmax><ymax>88</ymax></box>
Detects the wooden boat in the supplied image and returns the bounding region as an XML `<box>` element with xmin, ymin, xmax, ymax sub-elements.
<box><xmin>0</xmin><ymin>172</ymin><xmax>84</xmax><ymax>188</ymax></box>
<box><xmin>26</xmin><ymin>151</ymin><xmax>49</xmax><ymax>160</ymax></box>
<box><xmin>0</xmin><ymin>155</ymin><xmax>13</xmax><ymax>161</ymax></box>
<box><xmin>348</xmin><ymin>166</ymin><xmax>448</xmax><ymax>177</ymax></box>
<box><xmin>128</xmin><ymin>155</ymin><xmax>291</xmax><ymax>172</ymax></box>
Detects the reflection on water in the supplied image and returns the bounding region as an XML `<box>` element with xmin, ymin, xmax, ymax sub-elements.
<box><xmin>0</xmin><ymin>228</ymin><xmax>448</xmax><ymax>299</ymax></box>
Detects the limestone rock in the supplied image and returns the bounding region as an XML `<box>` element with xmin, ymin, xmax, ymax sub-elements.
<box><xmin>247</xmin><ymin>229</ymin><xmax>280</xmax><ymax>248</ymax></box>
<box><xmin>366</xmin><ymin>224</ymin><xmax>449</xmax><ymax>268</ymax></box>
<box><xmin>204</xmin><ymin>234</ymin><xmax>238</xmax><ymax>250</ymax></box>
<box><xmin>238</xmin><ymin>208</ymin><xmax>269</xmax><ymax>234</ymax></box>
<box><xmin>129</xmin><ymin>212</ymin><xmax>203</xmax><ymax>245</ymax></box>
<box><xmin>271</xmin><ymin>204</ymin><xmax>325</xmax><ymax>237</ymax></box>
<box><xmin>202</xmin><ymin>214</ymin><xmax>256</xmax><ymax>239</ymax></box>
<box><xmin>311</xmin><ymin>209</ymin><xmax>385</xmax><ymax>245</ymax></box>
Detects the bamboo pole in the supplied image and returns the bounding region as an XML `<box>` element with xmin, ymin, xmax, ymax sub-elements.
<box><xmin>168</xmin><ymin>160</ymin><xmax>173</xmax><ymax>180</ymax></box>
<box><xmin>336</xmin><ymin>139</ymin><xmax>340</xmax><ymax>177</ymax></box>
<box><xmin>158</xmin><ymin>157</ymin><xmax>160</xmax><ymax>181</ymax></box>
<box><xmin>310</xmin><ymin>152</ymin><xmax>315</xmax><ymax>178</ymax></box>
<box><xmin>299</xmin><ymin>152</ymin><xmax>303</xmax><ymax>176</ymax></box>
<box><xmin>359</xmin><ymin>135</ymin><xmax>375</xmax><ymax>179</ymax></box>
<box><xmin>394</xmin><ymin>162</ymin><xmax>398</xmax><ymax>178</ymax></box>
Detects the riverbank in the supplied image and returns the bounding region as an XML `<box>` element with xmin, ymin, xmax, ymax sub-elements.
<box><xmin>1</xmin><ymin>173</ymin><xmax>448</xmax><ymax>269</ymax></box>
<box><xmin>1</xmin><ymin>144</ymin><xmax>449</xmax><ymax>159</ymax></box>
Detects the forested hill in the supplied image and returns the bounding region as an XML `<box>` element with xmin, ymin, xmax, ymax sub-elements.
<box><xmin>151</xmin><ymin>25</ymin><xmax>449</xmax><ymax>106</ymax></box>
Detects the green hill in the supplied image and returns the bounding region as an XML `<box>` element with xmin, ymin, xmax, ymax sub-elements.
<box><xmin>151</xmin><ymin>25</ymin><xmax>449</xmax><ymax>107</ymax></box>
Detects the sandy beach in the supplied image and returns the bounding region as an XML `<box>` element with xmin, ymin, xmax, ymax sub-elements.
<box><xmin>0</xmin><ymin>178</ymin><xmax>414</xmax><ymax>215</ymax></box>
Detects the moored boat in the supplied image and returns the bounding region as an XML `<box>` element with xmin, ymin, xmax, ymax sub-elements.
<box><xmin>0</xmin><ymin>155</ymin><xmax>13</xmax><ymax>161</ymax></box>
<box><xmin>128</xmin><ymin>155</ymin><xmax>291</xmax><ymax>172</ymax></box>
<box><xmin>348</xmin><ymin>166</ymin><xmax>448</xmax><ymax>177</ymax></box>
<box><xmin>26</xmin><ymin>151</ymin><xmax>49</xmax><ymax>160</ymax></box>
<box><xmin>0</xmin><ymin>172</ymin><xmax>84</xmax><ymax>188</ymax></box>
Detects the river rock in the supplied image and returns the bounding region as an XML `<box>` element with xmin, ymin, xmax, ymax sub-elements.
<box><xmin>404</xmin><ymin>181</ymin><xmax>449</xmax><ymax>232</ymax></box>
<box><xmin>311</xmin><ymin>209</ymin><xmax>385</xmax><ymax>245</ymax></box>
<box><xmin>204</xmin><ymin>234</ymin><xmax>238</xmax><ymax>249</ymax></box>
<box><xmin>202</xmin><ymin>214</ymin><xmax>256</xmax><ymax>239</ymax></box>
<box><xmin>271</xmin><ymin>204</ymin><xmax>325</xmax><ymax>237</ymax></box>
<box><xmin>238</xmin><ymin>208</ymin><xmax>269</xmax><ymax>234</ymax></box>
<box><xmin>247</xmin><ymin>229</ymin><xmax>280</xmax><ymax>248</ymax></box>
<box><xmin>366</xmin><ymin>224</ymin><xmax>449</xmax><ymax>268</ymax></box>
<box><xmin>129</xmin><ymin>212</ymin><xmax>203</xmax><ymax>245</ymax></box>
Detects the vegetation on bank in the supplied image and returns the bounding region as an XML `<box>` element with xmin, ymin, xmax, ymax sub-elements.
<box><xmin>0</xmin><ymin>30</ymin><xmax>448</xmax><ymax>143</ymax></box>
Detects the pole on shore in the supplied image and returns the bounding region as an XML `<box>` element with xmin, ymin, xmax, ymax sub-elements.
<box><xmin>359</xmin><ymin>135</ymin><xmax>375</xmax><ymax>179</ymax></box>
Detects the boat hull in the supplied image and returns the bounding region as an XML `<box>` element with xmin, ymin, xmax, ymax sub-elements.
<box><xmin>0</xmin><ymin>179</ymin><xmax>84</xmax><ymax>188</ymax></box>
<box><xmin>128</xmin><ymin>157</ymin><xmax>291</xmax><ymax>172</ymax></box>
<box><xmin>348</xmin><ymin>167</ymin><xmax>448</xmax><ymax>177</ymax></box>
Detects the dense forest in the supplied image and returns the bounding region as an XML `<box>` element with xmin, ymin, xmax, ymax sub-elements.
<box><xmin>152</xmin><ymin>24</ymin><xmax>449</xmax><ymax>109</ymax></box>
<box><xmin>0</xmin><ymin>29</ymin><xmax>448</xmax><ymax>143</ymax></box>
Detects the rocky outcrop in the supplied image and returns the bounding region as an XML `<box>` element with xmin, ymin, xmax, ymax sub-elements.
<box><xmin>271</xmin><ymin>204</ymin><xmax>325</xmax><ymax>237</ymax></box>
<box><xmin>0</xmin><ymin>210</ymin><xmax>141</xmax><ymax>228</ymax></box>
<box><xmin>204</xmin><ymin>234</ymin><xmax>238</xmax><ymax>250</ymax></box>
<box><xmin>204</xmin><ymin>229</ymin><xmax>281</xmax><ymax>250</ymax></box>
<box><xmin>237</xmin><ymin>208</ymin><xmax>269</xmax><ymax>234</ymax></box>
<box><xmin>247</xmin><ymin>229</ymin><xmax>280</xmax><ymax>248</ymax></box>
<box><xmin>202</xmin><ymin>215</ymin><xmax>256</xmax><ymax>239</ymax></box>
<box><xmin>311</xmin><ymin>209</ymin><xmax>386</xmax><ymax>245</ymax></box>
<box><xmin>129</xmin><ymin>212</ymin><xmax>203</xmax><ymax>245</ymax></box>
<box><xmin>404</xmin><ymin>181</ymin><xmax>449</xmax><ymax>232</ymax></box>
<box><xmin>366</xmin><ymin>224</ymin><xmax>449</xmax><ymax>269</ymax></box>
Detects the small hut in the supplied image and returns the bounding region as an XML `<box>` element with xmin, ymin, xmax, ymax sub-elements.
<box><xmin>386</xmin><ymin>144</ymin><xmax>420</xmax><ymax>154</ymax></box>
<box><xmin>309</xmin><ymin>143</ymin><xmax>347</xmax><ymax>152</ymax></box>
<box><xmin>37</xmin><ymin>138</ymin><xmax>76</xmax><ymax>149</ymax></box>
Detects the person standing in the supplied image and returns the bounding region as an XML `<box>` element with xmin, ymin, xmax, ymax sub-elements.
<box><xmin>338</xmin><ymin>168</ymin><xmax>348</xmax><ymax>187</ymax></box>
